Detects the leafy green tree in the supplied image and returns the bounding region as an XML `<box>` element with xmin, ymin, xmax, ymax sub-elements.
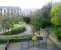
<box><xmin>51</xmin><ymin>2</ymin><xmax>61</xmax><ymax>41</ymax></box>
<box><xmin>1</xmin><ymin>16</ymin><xmax>11</xmax><ymax>32</ymax></box>
<box><xmin>32</xmin><ymin>3</ymin><xmax>52</xmax><ymax>33</ymax></box>
<box><xmin>51</xmin><ymin>2</ymin><xmax>61</xmax><ymax>26</ymax></box>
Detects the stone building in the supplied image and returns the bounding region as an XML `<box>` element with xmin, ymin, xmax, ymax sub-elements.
<box><xmin>0</xmin><ymin>6</ymin><xmax>21</xmax><ymax>17</ymax></box>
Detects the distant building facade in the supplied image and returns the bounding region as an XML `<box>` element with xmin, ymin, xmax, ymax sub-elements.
<box><xmin>0</xmin><ymin>6</ymin><xmax>21</xmax><ymax>17</ymax></box>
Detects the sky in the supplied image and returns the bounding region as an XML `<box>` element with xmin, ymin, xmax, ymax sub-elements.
<box><xmin>0</xmin><ymin>0</ymin><xmax>60</xmax><ymax>10</ymax></box>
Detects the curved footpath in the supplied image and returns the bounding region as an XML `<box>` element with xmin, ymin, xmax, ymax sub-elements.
<box><xmin>0</xmin><ymin>25</ymin><xmax>60</xmax><ymax>50</ymax></box>
<box><xmin>0</xmin><ymin>24</ymin><xmax>32</xmax><ymax>50</ymax></box>
<box><xmin>0</xmin><ymin>24</ymin><xmax>32</xmax><ymax>40</ymax></box>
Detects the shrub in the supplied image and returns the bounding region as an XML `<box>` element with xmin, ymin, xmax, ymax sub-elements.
<box><xmin>50</xmin><ymin>27</ymin><xmax>61</xmax><ymax>41</ymax></box>
<box><xmin>0</xmin><ymin>40</ymin><xmax>7</xmax><ymax>44</ymax></box>
<box><xmin>4</xmin><ymin>27</ymin><xmax>25</xmax><ymax>35</ymax></box>
<box><xmin>9</xmin><ymin>37</ymin><xmax>32</xmax><ymax>43</ymax></box>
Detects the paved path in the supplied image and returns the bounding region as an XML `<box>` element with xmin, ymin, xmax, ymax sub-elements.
<box><xmin>7</xmin><ymin>26</ymin><xmax>59</xmax><ymax>50</ymax></box>
<box><xmin>0</xmin><ymin>39</ymin><xmax>59</xmax><ymax>50</ymax></box>
<box><xmin>6</xmin><ymin>38</ymin><xmax>59</xmax><ymax>50</ymax></box>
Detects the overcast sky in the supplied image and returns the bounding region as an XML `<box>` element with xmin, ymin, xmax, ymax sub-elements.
<box><xmin>0</xmin><ymin>0</ymin><xmax>60</xmax><ymax>10</ymax></box>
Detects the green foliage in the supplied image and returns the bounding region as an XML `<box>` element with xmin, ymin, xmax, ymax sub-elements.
<box><xmin>50</xmin><ymin>25</ymin><xmax>61</xmax><ymax>41</ymax></box>
<box><xmin>51</xmin><ymin>2</ymin><xmax>61</xmax><ymax>41</ymax></box>
<box><xmin>1</xmin><ymin>16</ymin><xmax>23</xmax><ymax>32</ymax></box>
<box><xmin>32</xmin><ymin>3</ymin><xmax>52</xmax><ymax>31</ymax></box>
<box><xmin>51</xmin><ymin>2</ymin><xmax>61</xmax><ymax>26</ymax></box>
<box><xmin>0</xmin><ymin>40</ymin><xmax>7</xmax><ymax>44</ymax></box>
<box><xmin>32</xmin><ymin>16</ymin><xmax>41</xmax><ymax>30</ymax></box>
<box><xmin>23</xmin><ymin>17</ymin><xmax>31</xmax><ymax>24</ymax></box>
<box><xmin>4</xmin><ymin>27</ymin><xmax>25</xmax><ymax>35</ymax></box>
<box><xmin>9</xmin><ymin>37</ymin><xmax>32</xmax><ymax>43</ymax></box>
<box><xmin>32</xmin><ymin>15</ymin><xmax>48</xmax><ymax>29</ymax></box>
<box><xmin>50</xmin><ymin>27</ymin><xmax>61</xmax><ymax>41</ymax></box>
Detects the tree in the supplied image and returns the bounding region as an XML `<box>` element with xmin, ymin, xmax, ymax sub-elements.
<box><xmin>32</xmin><ymin>3</ymin><xmax>52</xmax><ymax>33</ymax></box>
<box><xmin>0</xmin><ymin>16</ymin><xmax>6</xmax><ymax>32</ymax></box>
<box><xmin>1</xmin><ymin>16</ymin><xmax>11</xmax><ymax>32</ymax></box>
<box><xmin>51</xmin><ymin>2</ymin><xmax>61</xmax><ymax>41</ymax></box>
<box><xmin>51</xmin><ymin>2</ymin><xmax>61</xmax><ymax>26</ymax></box>
<box><xmin>41</xmin><ymin>3</ymin><xmax>52</xmax><ymax>27</ymax></box>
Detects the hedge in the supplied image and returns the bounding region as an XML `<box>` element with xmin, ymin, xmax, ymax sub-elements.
<box><xmin>3</xmin><ymin>27</ymin><xmax>25</xmax><ymax>35</ymax></box>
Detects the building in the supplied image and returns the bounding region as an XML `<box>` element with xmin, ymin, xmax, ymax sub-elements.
<box><xmin>0</xmin><ymin>6</ymin><xmax>21</xmax><ymax>17</ymax></box>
